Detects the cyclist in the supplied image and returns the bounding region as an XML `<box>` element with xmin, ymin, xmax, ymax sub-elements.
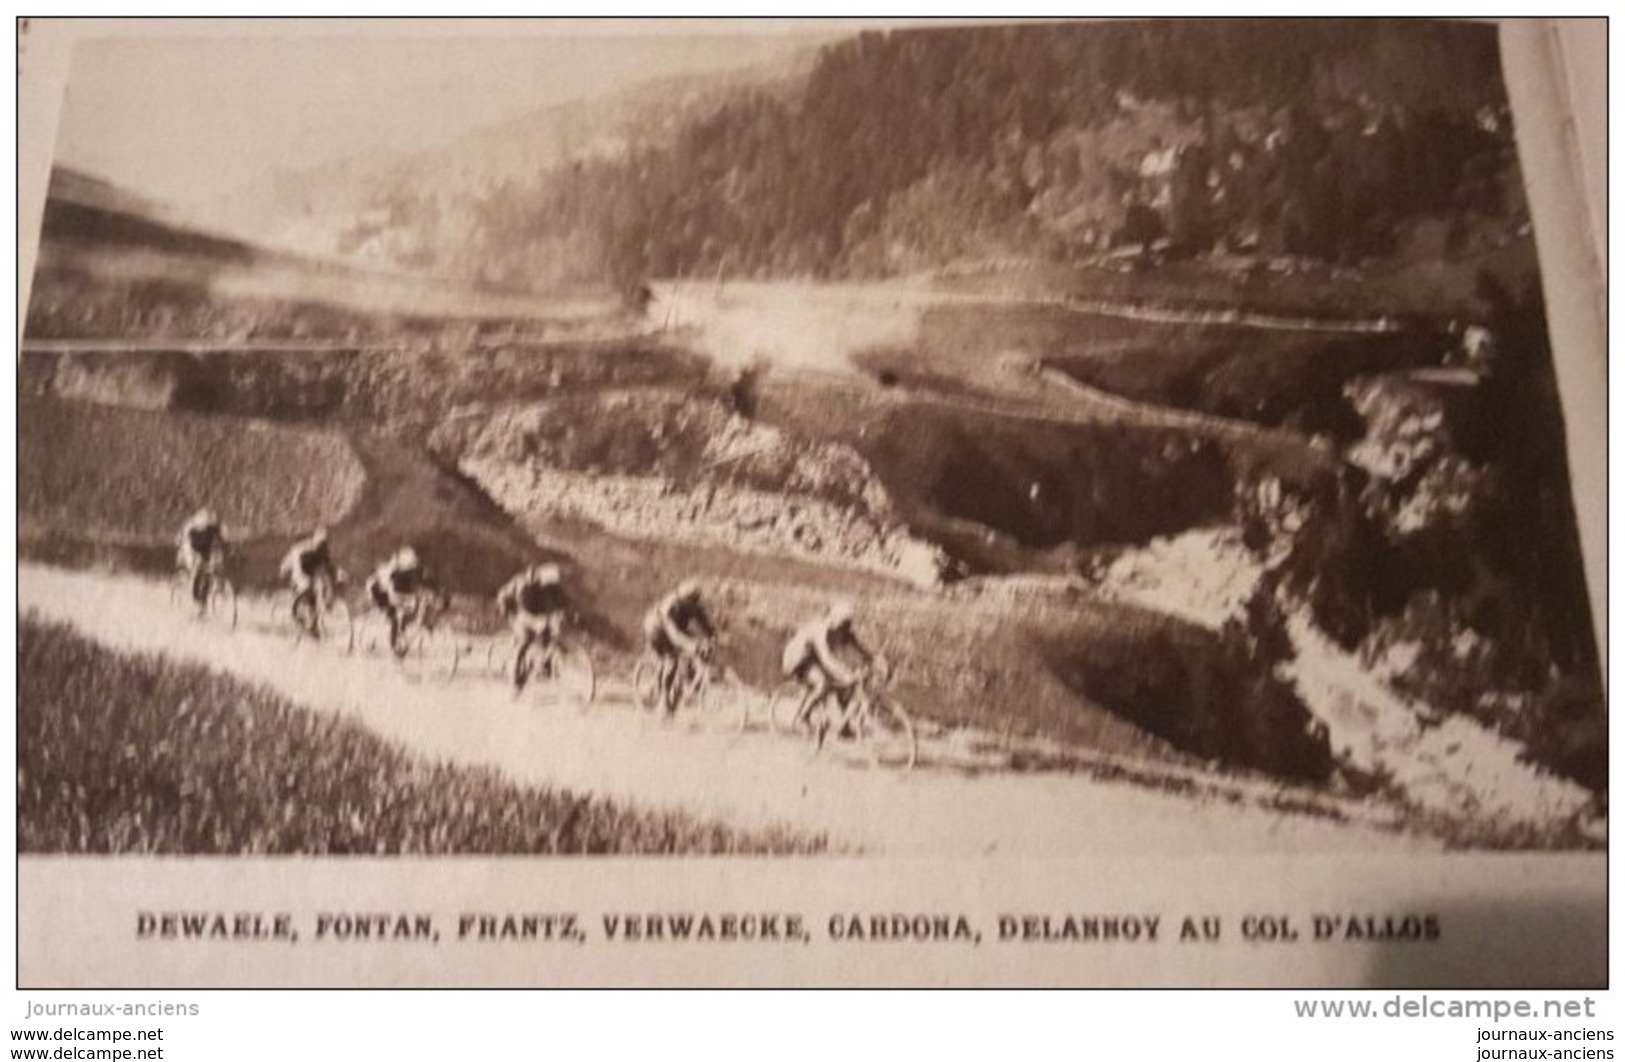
<box><xmin>642</xmin><ymin>579</ymin><xmax>717</xmax><ymax>715</ymax></box>
<box><xmin>365</xmin><ymin>546</ymin><xmax>428</xmax><ymax>654</ymax></box>
<box><xmin>781</xmin><ymin>599</ymin><xmax>879</xmax><ymax>738</ymax></box>
<box><xmin>496</xmin><ymin>562</ymin><xmax>570</xmax><ymax>691</ymax></box>
<box><xmin>279</xmin><ymin>526</ymin><xmax>341</xmax><ymax>635</ymax></box>
<box><xmin>175</xmin><ymin>507</ymin><xmax>227</xmax><ymax>610</ymax></box>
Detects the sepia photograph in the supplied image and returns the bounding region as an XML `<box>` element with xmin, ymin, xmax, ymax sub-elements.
<box><xmin>12</xmin><ymin>16</ymin><xmax>1607</xmax><ymax>990</ymax></box>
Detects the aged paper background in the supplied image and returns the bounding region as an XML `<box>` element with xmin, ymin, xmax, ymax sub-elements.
<box><xmin>13</xmin><ymin>17</ymin><xmax>1607</xmax><ymax>988</ymax></box>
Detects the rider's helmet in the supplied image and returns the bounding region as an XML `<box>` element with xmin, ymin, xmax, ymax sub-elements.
<box><xmin>395</xmin><ymin>546</ymin><xmax>421</xmax><ymax>569</ymax></box>
<box><xmin>826</xmin><ymin>599</ymin><xmax>856</xmax><ymax>629</ymax></box>
<box><xmin>310</xmin><ymin>525</ymin><xmax>329</xmax><ymax>545</ymax></box>
<box><xmin>676</xmin><ymin>578</ymin><xmax>702</xmax><ymax>601</ymax></box>
<box><xmin>536</xmin><ymin>563</ymin><xmax>562</xmax><ymax>586</ymax></box>
<box><xmin>194</xmin><ymin>507</ymin><xmax>218</xmax><ymax>527</ymax></box>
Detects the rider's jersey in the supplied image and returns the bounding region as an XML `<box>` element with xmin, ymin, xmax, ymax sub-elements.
<box><xmin>389</xmin><ymin>563</ymin><xmax>422</xmax><ymax>596</ymax></box>
<box><xmin>498</xmin><ymin>574</ymin><xmax>568</xmax><ymax>617</ymax></box>
<box><xmin>179</xmin><ymin>517</ymin><xmax>225</xmax><ymax>561</ymax></box>
<box><xmin>281</xmin><ymin>536</ymin><xmax>335</xmax><ymax>583</ymax></box>
<box><xmin>367</xmin><ymin>559</ymin><xmax>423</xmax><ymax>603</ymax></box>
<box><xmin>783</xmin><ymin>618</ymin><xmax>871</xmax><ymax>679</ymax></box>
<box><xmin>643</xmin><ymin>592</ymin><xmax>715</xmax><ymax>645</ymax></box>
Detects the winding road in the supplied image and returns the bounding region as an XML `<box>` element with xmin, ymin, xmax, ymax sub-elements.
<box><xmin>20</xmin><ymin>562</ymin><xmax>1430</xmax><ymax>856</ymax></box>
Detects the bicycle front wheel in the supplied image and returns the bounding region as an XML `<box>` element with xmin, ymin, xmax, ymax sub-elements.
<box><xmin>323</xmin><ymin>598</ymin><xmax>355</xmax><ymax>654</ymax></box>
<box><xmin>631</xmin><ymin>656</ymin><xmax>664</xmax><ymax>712</ymax></box>
<box><xmin>440</xmin><ymin>627</ymin><xmax>465</xmax><ymax>683</ymax></box>
<box><xmin>270</xmin><ymin>591</ymin><xmax>294</xmax><ymax>632</ymax></box>
<box><xmin>767</xmin><ymin>682</ymin><xmax>812</xmax><ymax>736</ymax></box>
<box><xmin>553</xmin><ymin>646</ymin><xmax>597</xmax><ymax>710</ymax></box>
<box><xmin>356</xmin><ymin>610</ymin><xmax>389</xmax><ymax>656</ymax></box>
<box><xmin>858</xmin><ymin>695</ymin><xmax>917</xmax><ymax>772</ymax></box>
<box><xmin>486</xmin><ymin>640</ymin><xmax>513</xmax><ymax>681</ymax></box>
<box><xmin>206</xmin><ymin>577</ymin><xmax>239</xmax><ymax>631</ymax></box>
<box><xmin>400</xmin><ymin>623</ymin><xmax>459</xmax><ymax>683</ymax></box>
<box><xmin>697</xmin><ymin>668</ymin><xmax>747</xmax><ymax>730</ymax></box>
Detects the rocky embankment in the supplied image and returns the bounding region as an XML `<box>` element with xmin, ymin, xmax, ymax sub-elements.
<box><xmin>1096</xmin><ymin>527</ymin><xmax>1601</xmax><ymax>844</ymax></box>
<box><xmin>1081</xmin><ymin>352</ymin><xmax>1605</xmax><ymax>844</ymax></box>
<box><xmin>439</xmin><ymin>391</ymin><xmax>948</xmax><ymax>586</ymax></box>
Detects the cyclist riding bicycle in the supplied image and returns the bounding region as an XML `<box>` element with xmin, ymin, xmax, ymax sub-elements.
<box><xmin>642</xmin><ymin>579</ymin><xmax>717</xmax><ymax>715</ymax></box>
<box><xmin>781</xmin><ymin>599</ymin><xmax>878</xmax><ymax>735</ymax></box>
<box><xmin>365</xmin><ymin>546</ymin><xmax>428</xmax><ymax>652</ymax></box>
<box><xmin>280</xmin><ymin>526</ymin><xmax>341</xmax><ymax>628</ymax></box>
<box><xmin>496</xmin><ymin>562</ymin><xmax>570</xmax><ymax>691</ymax></box>
<box><xmin>175</xmin><ymin>507</ymin><xmax>228</xmax><ymax>608</ymax></box>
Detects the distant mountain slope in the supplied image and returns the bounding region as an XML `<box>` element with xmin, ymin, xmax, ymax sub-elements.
<box><xmin>195</xmin><ymin>50</ymin><xmax>818</xmax><ymax>268</ymax></box>
<box><xmin>23</xmin><ymin>167</ymin><xmax>626</xmax><ymax>340</ymax></box>
<box><xmin>43</xmin><ymin>187</ymin><xmax>263</xmax><ymax>267</ymax></box>
<box><xmin>560</xmin><ymin>18</ymin><xmax>1525</xmax><ymax>284</ymax></box>
<box><xmin>47</xmin><ymin>166</ymin><xmax>168</xmax><ymax>220</ymax></box>
<box><xmin>210</xmin><ymin>20</ymin><xmax>1525</xmax><ymax>295</ymax></box>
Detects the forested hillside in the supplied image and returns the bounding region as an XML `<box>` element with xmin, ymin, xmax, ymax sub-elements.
<box><xmin>343</xmin><ymin>20</ymin><xmax>1524</xmax><ymax>292</ymax></box>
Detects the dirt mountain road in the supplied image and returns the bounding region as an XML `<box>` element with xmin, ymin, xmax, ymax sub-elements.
<box><xmin>20</xmin><ymin>563</ymin><xmax>1432</xmax><ymax>856</ymax></box>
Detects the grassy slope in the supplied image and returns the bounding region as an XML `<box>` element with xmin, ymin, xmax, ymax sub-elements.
<box><xmin>16</xmin><ymin>619</ymin><xmax>826</xmax><ymax>855</ymax></box>
<box><xmin>17</xmin><ymin>394</ymin><xmax>365</xmax><ymax>544</ymax></box>
<box><xmin>26</xmin><ymin>196</ymin><xmax>630</xmax><ymax>341</ymax></box>
<box><xmin>16</xmin><ymin>410</ymin><xmax>600</xmax><ymax>640</ymax></box>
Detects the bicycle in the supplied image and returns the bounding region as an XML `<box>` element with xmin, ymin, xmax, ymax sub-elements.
<box><xmin>768</xmin><ymin>659</ymin><xmax>917</xmax><ymax>772</ymax></box>
<box><xmin>486</xmin><ymin>624</ymin><xmax>596</xmax><ymax>708</ymax></box>
<box><xmin>359</xmin><ymin>587</ymin><xmax>463</xmax><ymax>682</ymax></box>
<box><xmin>272</xmin><ymin>571</ymin><xmax>354</xmax><ymax>652</ymax></box>
<box><xmin>630</xmin><ymin>641</ymin><xmax>748</xmax><ymax>727</ymax></box>
<box><xmin>169</xmin><ymin>564</ymin><xmax>238</xmax><ymax>630</ymax></box>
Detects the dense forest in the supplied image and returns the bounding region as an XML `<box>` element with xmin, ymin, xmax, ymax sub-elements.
<box><xmin>340</xmin><ymin>20</ymin><xmax>1525</xmax><ymax>292</ymax></box>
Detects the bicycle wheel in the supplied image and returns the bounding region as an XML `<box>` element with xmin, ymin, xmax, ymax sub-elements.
<box><xmin>696</xmin><ymin>667</ymin><xmax>747</xmax><ymax>729</ymax></box>
<box><xmin>399</xmin><ymin>622</ymin><xmax>458</xmax><ymax>683</ymax></box>
<box><xmin>290</xmin><ymin>590</ymin><xmax>319</xmax><ymax>645</ymax></box>
<box><xmin>356</xmin><ymin>610</ymin><xmax>389</xmax><ymax>656</ymax></box>
<box><xmin>768</xmin><ymin>682</ymin><xmax>813</xmax><ymax>736</ymax></box>
<box><xmin>269</xmin><ymin>591</ymin><xmax>293</xmax><ymax>631</ymax></box>
<box><xmin>291</xmin><ymin>590</ymin><xmax>352</xmax><ymax>653</ymax></box>
<box><xmin>559</xmin><ymin>646</ymin><xmax>596</xmax><ymax>709</ymax></box>
<box><xmin>513</xmin><ymin>638</ymin><xmax>546</xmax><ymax>693</ymax></box>
<box><xmin>171</xmin><ymin>569</ymin><xmax>217</xmax><ymax>618</ymax></box>
<box><xmin>487</xmin><ymin>640</ymin><xmax>514</xmax><ymax>681</ymax></box>
<box><xmin>392</xmin><ymin>622</ymin><xmax>421</xmax><ymax>671</ymax></box>
<box><xmin>671</xmin><ymin>659</ymin><xmax>711</xmax><ymax>718</ymax></box>
<box><xmin>857</xmin><ymin>695</ymin><xmax>917</xmax><ymax>772</ymax></box>
<box><xmin>205</xmin><ymin>577</ymin><xmax>239</xmax><ymax>631</ymax></box>
<box><xmin>631</xmin><ymin>655</ymin><xmax>664</xmax><ymax>712</ymax></box>
<box><xmin>437</xmin><ymin>625</ymin><xmax>465</xmax><ymax>682</ymax></box>
<box><xmin>323</xmin><ymin>598</ymin><xmax>355</xmax><ymax>654</ymax></box>
<box><xmin>736</xmin><ymin>680</ymin><xmax>781</xmax><ymax>733</ymax></box>
<box><xmin>529</xmin><ymin>645</ymin><xmax>596</xmax><ymax>710</ymax></box>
